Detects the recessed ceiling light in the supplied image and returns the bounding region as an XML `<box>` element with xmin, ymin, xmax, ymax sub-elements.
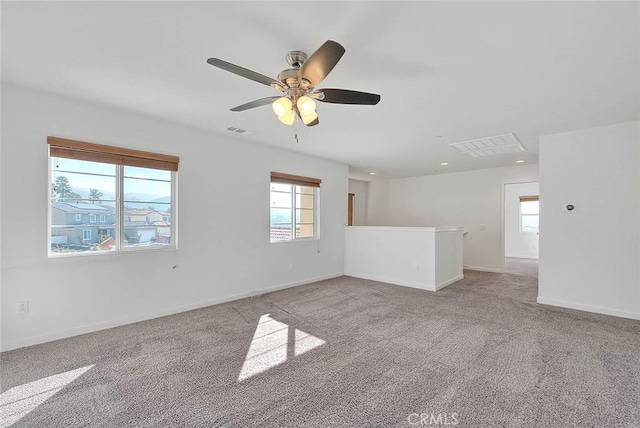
<box><xmin>515</xmin><ymin>160</ymin><xmax>525</xmax><ymax>163</ymax></box>
<box><xmin>369</xmin><ymin>172</ymin><xmax>376</xmax><ymax>175</ymax></box>
<box><xmin>440</xmin><ymin>162</ymin><xmax>449</xmax><ymax>166</ymax></box>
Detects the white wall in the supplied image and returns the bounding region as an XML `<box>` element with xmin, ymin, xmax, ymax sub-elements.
<box><xmin>367</xmin><ymin>164</ymin><xmax>539</xmax><ymax>272</ymax></box>
<box><xmin>538</xmin><ymin>121</ymin><xmax>640</xmax><ymax>320</ymax></box>
<box><xmin>348</xmin><ymin>179</ymin><xmax>369</xmax><ymax>225</ymax></box>
<box><xmin>344</xmin><ymin>226</ymin><xmax>463</xmax><ymax>291</ymax></box>
<box><xmin>0</xmin><ymin>84</ymin><xmax>348</xmax><ymax>351</ymax></box>
<box><xmin>505</xmin><ymin>182</ymin><xmax>539</xmax><ymax>259</ymax></box>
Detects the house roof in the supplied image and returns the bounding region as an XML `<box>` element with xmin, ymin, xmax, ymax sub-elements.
<box><xmin>125</xmin><ymin>209</ymin><xmax>160</xmax><ymax>216</ymax></box>
<box><xmin>52</xmin><ymin>202</ymin><xmax>112</xmax><ymax>213</ymax></box>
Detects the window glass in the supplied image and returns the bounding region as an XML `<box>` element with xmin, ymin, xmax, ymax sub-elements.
<box><xmin>50</xmin><ymin>158</ymin><xmax>175</xmax><ymax>254</ymax></box>
<box><xmin>270</xmin><ymin>182</ymin><xmax>316</xmax><ymax>242</ymax></box>
<box><xmin>520</xmin><ymin>200</ymin><xmax>539</xmax><ymax>232</ymax></box>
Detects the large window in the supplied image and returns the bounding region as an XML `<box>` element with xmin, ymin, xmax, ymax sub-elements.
<box><xmin>270</xmin><ymin>172</ymin><xmax>320</xmax><ymax>242</ymax></box>
<box><xmin>520</xmin><ymin>195</ymin><xmax>539</xmax><ymax>233</ymax></box>
<box><xmin>48</xmin><ymin>136</ymin><xmax>179</xmax><ymax>255</ymax></box>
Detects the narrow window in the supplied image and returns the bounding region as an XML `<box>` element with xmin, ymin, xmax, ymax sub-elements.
<box><xmin>520</xmin><ymin>195</ymin><xmax>539</xmax><ymax>233</ymax></box>
<box><xmin>270</xmin><ymin>172</ymin><xmax>320</xmax><ymax>242</ymax></box>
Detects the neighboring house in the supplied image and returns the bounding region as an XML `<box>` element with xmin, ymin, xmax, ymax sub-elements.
<box><xmin>125</xmin><ymin>209</ymin><xmax>164</xmax><ymax>224</ymax></box>
<box><xmin>51</xmin><ymin>202</ymin><xmax>116</xmax><ymax>247</ymax></box>
<box><xmin>124</xmin><ymin>208</ymin><xmax>171</xmax><ymax>245</ymax></box>
<box><xmin>51</xmin><ymin>202</ymin><xmax>115</xmax><ymax>226</ymax></box>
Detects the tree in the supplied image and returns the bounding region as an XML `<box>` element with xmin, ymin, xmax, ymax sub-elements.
<box><xmin>53</xmin><ymin>176</ymin><xmax>82</xmax><ymax>202</ymax></box>
<box><xmin>53</xmin><ymin>176</ymin><xmax>73</xmax><ymax>198</ymax></box>
<box><xmin>89</xmin><ymin>188</ymin><xmax>103</xmax><ymax>203</ymax></box>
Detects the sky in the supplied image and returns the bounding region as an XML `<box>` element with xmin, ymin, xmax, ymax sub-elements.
<box><xmin>52</xmin><ymin>158</ymin><xmax>171</xmax><ymax>200</ymax></box>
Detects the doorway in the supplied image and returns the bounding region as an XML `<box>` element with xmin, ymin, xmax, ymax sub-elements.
<box><xmin>503</xmin><ymin>182</ymin><xmax>539</xmax><ymax>278</ymax></box>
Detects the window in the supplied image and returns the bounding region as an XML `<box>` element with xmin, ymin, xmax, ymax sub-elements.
<box><xmin>49</xmin><ymin>136</ymin><xmax>179</xmax><ymax>255</ymax></box>
<box><xmin>270</xmin><ymin>172</ymin><xmax>320</xmax><ymax>242</ymax></box>
<box><xmin>520</xmin><ymin>195</ymin><xmax>539</xmax><ymax>233</ymax></box>
<box><xmin>75</xmin><ymin>214</ymin><xmax>81</xmax><ymax>222</ymax></box>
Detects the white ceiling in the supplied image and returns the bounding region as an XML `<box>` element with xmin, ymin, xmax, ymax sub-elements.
<box><xmin>2</xmin><ymin>1</ymin><xmax>639</xmax><ymax>178</ymax></box>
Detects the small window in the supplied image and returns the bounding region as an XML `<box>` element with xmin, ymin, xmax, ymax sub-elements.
<box><xmin>520</xmin><ymin>195</ymin><xmax>539</xmax><ymax>233</ymax></box>
<box><xmin>270</xmin><ymin>172</ymin><xmax>320</xmax><ymax>242</ymax></box>
<box><xmin>49</xmin><ymin>136</ymin><xmax>179</xmax><ymax>255</ymax></box>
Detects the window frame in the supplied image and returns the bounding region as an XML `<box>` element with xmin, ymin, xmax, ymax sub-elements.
<box><xmin>99</xmin><ymin>214</ymin><xmax>106</xmax><ymax>223</ymax></box>
<box><xmin>75</xmin><ymin>213</ymin><xmax>82</xmax><ymax>222</ymax></box>
<box><xmin>48</xmin><ymin>137</ymin><xmax>179</xmax><ymax>257</ymax></box>
<box><xmin>82</xmin><ymin>230</ymin><xmax>92</xmax><ymax>241</ymax></box>
<box><xmin>269</xmin><ymin>172</ymin><xmax>320</xmax><ymax>243</ymax></box>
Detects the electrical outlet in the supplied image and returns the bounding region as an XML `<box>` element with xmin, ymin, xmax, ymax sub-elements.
<box><xmin>480</xmin><ymin>224</ymin><xmax>487</xmax><ymax>231</ymax></box>
<box><xmin>289</xmin><ymin>262</ymin><xmax>294</xmax><ymax>271</ymax></box>
<box><xmin>415</xmin><ymin>264</ymin><xmax>421</xmax><ymax>271</ymax></box>
<box><xmin>17</xmin><ymin>301</ymin><xmax>29</xmax><ymax>314</ymax></box>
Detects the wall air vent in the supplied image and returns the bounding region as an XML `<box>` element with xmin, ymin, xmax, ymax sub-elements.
<box><xmin>227</xmin><ymin>126</ymin><xmax>247</xmax><ymax>134</ymax></box>
<box><xmin>450</xmin><ymin>133</ymin><xmax>525</xmax><ymax>158</ymax></box>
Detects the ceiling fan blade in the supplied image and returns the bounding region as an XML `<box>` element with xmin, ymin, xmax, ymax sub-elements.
<box><xmin>230</xmin><ymin>96</ymin><xmax>281</xmax><ymax>112</ymax></box>
<box><xmin>316</xmin><ymin>88</ymin><xmax>381</xmax><ymax>105</ymax></box>
<box><xmin>207</xmin><ymin>58</ymin><xmax>285</xmax><ymax>90</ymax></box>
<box><xmin>298</xmin><ymin>40</ymin><xmax>345</xmax><ymax>88</ymax></box>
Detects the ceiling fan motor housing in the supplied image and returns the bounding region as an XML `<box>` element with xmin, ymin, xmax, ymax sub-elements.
<box><xmin>277</xmin><ymin>68</ymin><xmax>300</xmax><ymax>89</ymax></box>
<box><xmin>285</xmin><ymin>50</ymin><xmax>307</xmax><ymax>68</ymax></box>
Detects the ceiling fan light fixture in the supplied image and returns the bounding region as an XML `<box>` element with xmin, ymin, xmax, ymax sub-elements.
<box><xmin>272</xmin><ymin>97</ymin><xmax>292</xmax><ymax>118</ymax></box>
<box><xmin>278</xmin><ymin>108</ymin><xmax>296</xmax><ymax>126</ymax></box>
<box><xmin>297</xmin><ymin>96</ymin><xmax>316</xmax><ymax>116</ymax></box>
<box><xmin>300</xmin><ymin>110</ymin><xmax>318</xmax><ymax>125</ymax></box>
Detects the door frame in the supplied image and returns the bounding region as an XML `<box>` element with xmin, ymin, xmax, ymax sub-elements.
<box><xmin>501</xmin><ymin>181</ymin><xmax>539</xmax><ymax>273</ymax></box>
<box><xmin>347</xmin><ymin>193</ymin><xmax>355</xmax><ymax>226</ymax></box>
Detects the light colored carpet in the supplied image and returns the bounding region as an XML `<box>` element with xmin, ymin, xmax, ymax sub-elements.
<box><xmin>2</xmin><ymin>272</ymin><xmax>639</xmax><ymax>427</ymax></box>
<box><xmin>505</xmin><ymin>257</ymin><xmax>539</xmax><ymax>279</ymax></box>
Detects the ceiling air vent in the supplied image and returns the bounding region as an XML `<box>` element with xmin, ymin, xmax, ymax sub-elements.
<box><xmin>450</xmin><ymin>133</ymin><xmax>525</xmax><ymax>158</ymax></box>
<box><xmin>227</xmin><ymin>126</ymin><xmax>247</xmax><ymax>134</ymax></box>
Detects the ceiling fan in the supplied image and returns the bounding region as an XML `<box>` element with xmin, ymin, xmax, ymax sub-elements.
<box><xmin>207</xmin><ymin>40</ymin><xmax>381</xmax><ymax>127</ymax></box>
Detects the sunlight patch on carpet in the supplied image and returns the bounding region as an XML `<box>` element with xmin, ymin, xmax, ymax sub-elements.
<box><xmin>238</xmin><ymin>314</ymin><xmax>325</xmax><ymax>381</ymax></box>
<box><xmin>0</xmin><ymin>364</ymin><xmax>94</xmax><ymax>427</ymax></box>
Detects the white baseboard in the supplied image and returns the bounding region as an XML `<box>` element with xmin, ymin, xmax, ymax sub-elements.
<box><xmin>435</xmin><ymin>274</ymin><xmax>464</xmax><ymax>290</ymax></box>
<box><xmin>0</xmin><ymin>272</ymin><xmax>343</xmax><ymax>352</ymax></box>
<box><xmin>506</xmin><ymin>254</ymin><xmax>539</xmax><ymax>260</ymax></box>
<box><xmin>537</xmin><ymin>297</ymin><xmax>640</xmax><ymax>321</ymax></box>
<box><xmin>344</xmin><ymin>272</ymin><xmax>437</xmax><ymax>291</ymax></box>
<box><xmin>344</xmin><ymin>272</ymin><xmax>463</xmax><ymax>292</ymax></box>
<box><xmin>463</xmin><ymin>265</ymin><xmax>504</xmax><ymax>273</ymax></box>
